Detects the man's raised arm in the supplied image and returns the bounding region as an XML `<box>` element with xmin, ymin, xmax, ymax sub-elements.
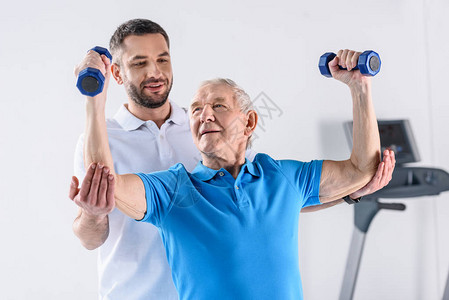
<box><xmin>319</xmin><ymin>49</ymin><xmax>381</xmax><ymax>203</ymax></box>
<box><xmin>302</xmin><ymin>149</ymin><xmax>395</xmax><ymax>212</ymax></box>
<box><xmin>74</xmin><ymin>50</ymin><xmax>146</xmax><ymax>220</ymax></box>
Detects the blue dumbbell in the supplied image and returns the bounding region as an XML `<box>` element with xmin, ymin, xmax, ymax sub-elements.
<box><xmin>76</xmin><ymin>46</ymin><xmax>113</xmax><ymax>97</ymax></box>
<box><xmin>318</xmin><ymin>50</ymin><xmax>381</xmax><ymax>78</ymax></box>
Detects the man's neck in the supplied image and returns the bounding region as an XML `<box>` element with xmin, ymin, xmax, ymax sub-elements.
<box><xmin>201</xmin><ymin>148</ymin><xmax>247</xmax><ymax>179</ymax></box>
<box><xmin>126</xmin><ymin>100</ymin><xmax>171</xmax><ymax>128</ymax></box>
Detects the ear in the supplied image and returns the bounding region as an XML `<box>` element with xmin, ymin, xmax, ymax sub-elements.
<box><xmin>111</xmin><ymin>63</ymin><xmax>123</xmax><ymax>85</ymax></box>
<box><xmin>244</xmin><ymin>110</ymin><xmax>258</xmax><ymax>137</ymax></box>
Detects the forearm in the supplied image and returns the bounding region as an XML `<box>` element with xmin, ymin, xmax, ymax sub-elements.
<box><xmin>83</xmin><ymin>101</ymin><xmax>146</xmax><ymax>219</ymax></box>
<box><xmin>301</xmin><ymin>199</ymin><xmax>344</xmax><ymax>213</ymax></box>
<box><xmin>349</xmin><ymin>81</ymin><xmax>380</xmax><ymax>178</ymax></box>
<box><xmin>84</xmin><ymin>100</ymin><xmax>115</xmax><ymax>174</ymax></box>
<box><xmin>73</xmin><ymin>209</ymin><xmax>109</xmax><ymax>250</ymax></box>
<box><xmin>319</xmin><ymin>84</ymin><xmax>381</xmax><ymax>202</ymax></box>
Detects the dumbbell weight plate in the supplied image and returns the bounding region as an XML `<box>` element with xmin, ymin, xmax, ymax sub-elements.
<box><xmin>76</xmin><ymin>47</ymin><xmax>112</xmax><ymax>97</ymax></box>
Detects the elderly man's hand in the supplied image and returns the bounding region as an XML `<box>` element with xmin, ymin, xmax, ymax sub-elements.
<box><xmin>349</xmin><ymin>149</ymin><xmax>395</xmax><ymax>199</ymax></box>
<box><xmin>69</xmin><ymin>163</ymin><xmax>115</xmax><ymax>218</ymax></box>
<box><xmin>328</xmin><ymin>49</ymin><xmax>372</xmax><ymax>89</ymax></box>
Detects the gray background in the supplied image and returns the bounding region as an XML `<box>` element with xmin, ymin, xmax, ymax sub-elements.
<box><xmin>0</xmin><ymin>0</ymin><xmax>448</xmax><ymax>299</ymax></box>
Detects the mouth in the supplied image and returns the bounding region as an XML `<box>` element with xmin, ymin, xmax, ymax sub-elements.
<box><xmin>143</xmin><ymin>81</ymin><xmax>165</xmax><ymax>93</ymax></box>
<box><xmin>200</xmin><ymin>130</ymin><xmax>220</xmax><ymax>136</ymax></box>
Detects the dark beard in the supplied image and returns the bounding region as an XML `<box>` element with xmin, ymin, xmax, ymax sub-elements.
<box><xmin>125</xmin><ymin>78</ymin><xmax>173</xmax><ymax>109</ymax></box>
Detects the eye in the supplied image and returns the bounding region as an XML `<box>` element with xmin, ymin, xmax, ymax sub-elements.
<box><xmin>132</xmin><ymin>61</ymin><xmax>146</xmax><ymax>67</ymax></box>
<box><xmin>213</xmin><ymin>104</ymin><xmax>227</xmax><ymax>112</ymax></box>
<box><xmin>191</xmin><ymin>107</ymin><xmax>202</xmax><ymax>114</ymax></box>
<box><xmin>158</xmin><ymin>58</ymin><xmax>169</xmax><ymax>63</ymax></box>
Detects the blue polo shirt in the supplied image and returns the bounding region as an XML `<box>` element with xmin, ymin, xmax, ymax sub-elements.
<box><xmin>136</xmin><ymin>153</ymin><xmax>323</xmax><ymax>300</ymax></box>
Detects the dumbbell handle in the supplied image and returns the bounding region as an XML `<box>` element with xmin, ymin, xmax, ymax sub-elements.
<box><xmin>76</xmin><ymin>46</ymin><xmax>112</xmax><ymax>97</ymax></box>
<box><xmin>323</xmin><ymin>53</ymin><xmax>362</xmax><ymax>71</ymax></box>
<box><xmin>319</xmin><ymin>50</ymin><xmax>381</xmax><ymax>78</ymax></box>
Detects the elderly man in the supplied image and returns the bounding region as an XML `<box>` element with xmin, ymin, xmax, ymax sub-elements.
<box><xmin>72</xmin><ymin>49</ymin><xmax>387</xmax><ymax>299</ymax></box>
<box><xmin>70</xmin><ymin>19</ymin><xmax>394</xmax><ymax>300</ymax></box>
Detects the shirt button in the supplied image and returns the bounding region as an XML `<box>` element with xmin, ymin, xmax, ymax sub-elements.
<box><xmin>235</xmin><ymin>186</ymin><xmax>239</xmax><ymax>190</ymax></box>
<box><xmin>219</xmin><ymin>172</ymin><xmax>224</xmax><ymax>176</ymax></box>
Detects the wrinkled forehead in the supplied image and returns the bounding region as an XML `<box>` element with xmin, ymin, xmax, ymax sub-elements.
<box><xmin>190</xmin><ymin>83</ymin><xmax>235</xmax><ymax>107</ymax></box>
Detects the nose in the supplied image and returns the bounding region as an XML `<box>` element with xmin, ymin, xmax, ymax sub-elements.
<box><xmin>146</xmin><ymin>61</ymin><xmax>162</xmax><ymax>79</ymax></box>
<box><xmin>200</xmin><ymin>104</ymin><xmax>215</xmax><ymax>123</ymax></box>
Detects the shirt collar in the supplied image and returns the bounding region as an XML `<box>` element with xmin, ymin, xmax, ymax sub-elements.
<box><xmin>244</xmin><ymin>160</ymin><xmax>260</xmax><ymax>177</ymax></box>
<box><xmin>192</xmin><ymin>158</ymin><xmax>260</xmax><ymax>181</ymax></box>
<box><xmin>166</xmin><ymin>101</ymin><xmax>188</xmax><ymax>126</ymax></box>
<box><xmin>113</xmin><ymin>101</ymin><xmax>188</xmax><ymax>132</ymax></box>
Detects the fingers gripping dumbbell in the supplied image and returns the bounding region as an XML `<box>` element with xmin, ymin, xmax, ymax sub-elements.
<box><xmin>318</xmin><ymin>50</ymin><xmax>381</xmax><ymax>78</ymax></box>
<box><xmin>76</xmin><ymin>46</ymin><xmax>112</xmax><ymax>97</ymax></box>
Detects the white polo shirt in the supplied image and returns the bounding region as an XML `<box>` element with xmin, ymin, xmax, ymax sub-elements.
<box><xmin>74</xmin><ymin>102</ymin><xmax>200</xmax><ymax>300</ymax></box>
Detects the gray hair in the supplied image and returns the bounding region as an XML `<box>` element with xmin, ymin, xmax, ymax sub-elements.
<box><xmin>198</xmin><ymin>78</ymin><xmax>255</xmax><ymax>149</ymax></box>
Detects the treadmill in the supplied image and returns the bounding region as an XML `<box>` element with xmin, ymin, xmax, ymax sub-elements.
<box><xmin>340</xmin><ymin>119</ymin><xmax>449</xmax><ymax>300</ymax></box>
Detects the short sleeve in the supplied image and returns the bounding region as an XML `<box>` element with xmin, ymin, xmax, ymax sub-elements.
<box><xmin>277</xmin><ymin>159</ymin><xmax>323</xmax><ymax>208</ymax></box>
<box><xmin>135</xmin><ymin>164</ymin><xmax>184</xmax><ymax>226</ymax></box>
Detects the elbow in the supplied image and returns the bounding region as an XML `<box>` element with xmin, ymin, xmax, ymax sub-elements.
<box><xmin>352</xmin><ymin>152</ymin><xmax>381</xmax><ymax>177</ymax></box>
<box><xmin>75</xmin><ymin>231</ymin><xmax>105</xmax><ymax>250</ymax></box>
<box><xmin>80</xmin><ymin>241</ymin><xmax>102</xmax><ymax>251</ymax></box>
<box><xmin>348</xmin><ymin>155</ymin><xmax>380</xmax><ymax>190</ymax></box>
<box><xmin>368</xmin><ymin>152</ymin><xmax>382</xmax><ymax>176</ymax></box>
<box><xmin>72</xmin><ymin>219</ymin><xmax>106</xmax><ymax>251</ymax></box>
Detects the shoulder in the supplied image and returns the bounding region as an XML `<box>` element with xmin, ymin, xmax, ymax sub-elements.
<box><xmin>253</xmin><ymin>153</ymin><xmax>322</xmax><ymax>173</ymax></box>
<box><xmin>171</xmin><ymin>100</ymin><xmax>188</xmax><ymax>114</ymax></box>
<box><xmin>251</xmin><ymin>153</ymin><xmax>283</xmax><ymax>175</ymax></box>
<box><xmin>106</xmin><ymin>117</ymin><xmax>121</xmax><ymax>129</ymax></box>
<box><xmin>169</xmin><ymin>101</ymin><xmax>190</xmax><ymax>124</ymax></box>
<box><xmin>253</xmin><ymin>153</ymin><xmax>287</xmax><ymax>168</ymax></box>
<box><xmin>168</xmin><ymin>163</ymin><xmax>189</xmax><ymax>173</ymax></box>
<box><xmin>143</xmin><ymin>163</ymin><xmax>190</xmax><ymax>179</ymax></box>
<box><xmin>253</xmin><ymin>153</ymin><xmax>274</xmax><ymax>164</ymax></box>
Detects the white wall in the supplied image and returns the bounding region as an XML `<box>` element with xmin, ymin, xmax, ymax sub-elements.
<box><xmin>0</xmin><ymin>0</ymin><xmax>448</xmax><ymax>299</ymax></box>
